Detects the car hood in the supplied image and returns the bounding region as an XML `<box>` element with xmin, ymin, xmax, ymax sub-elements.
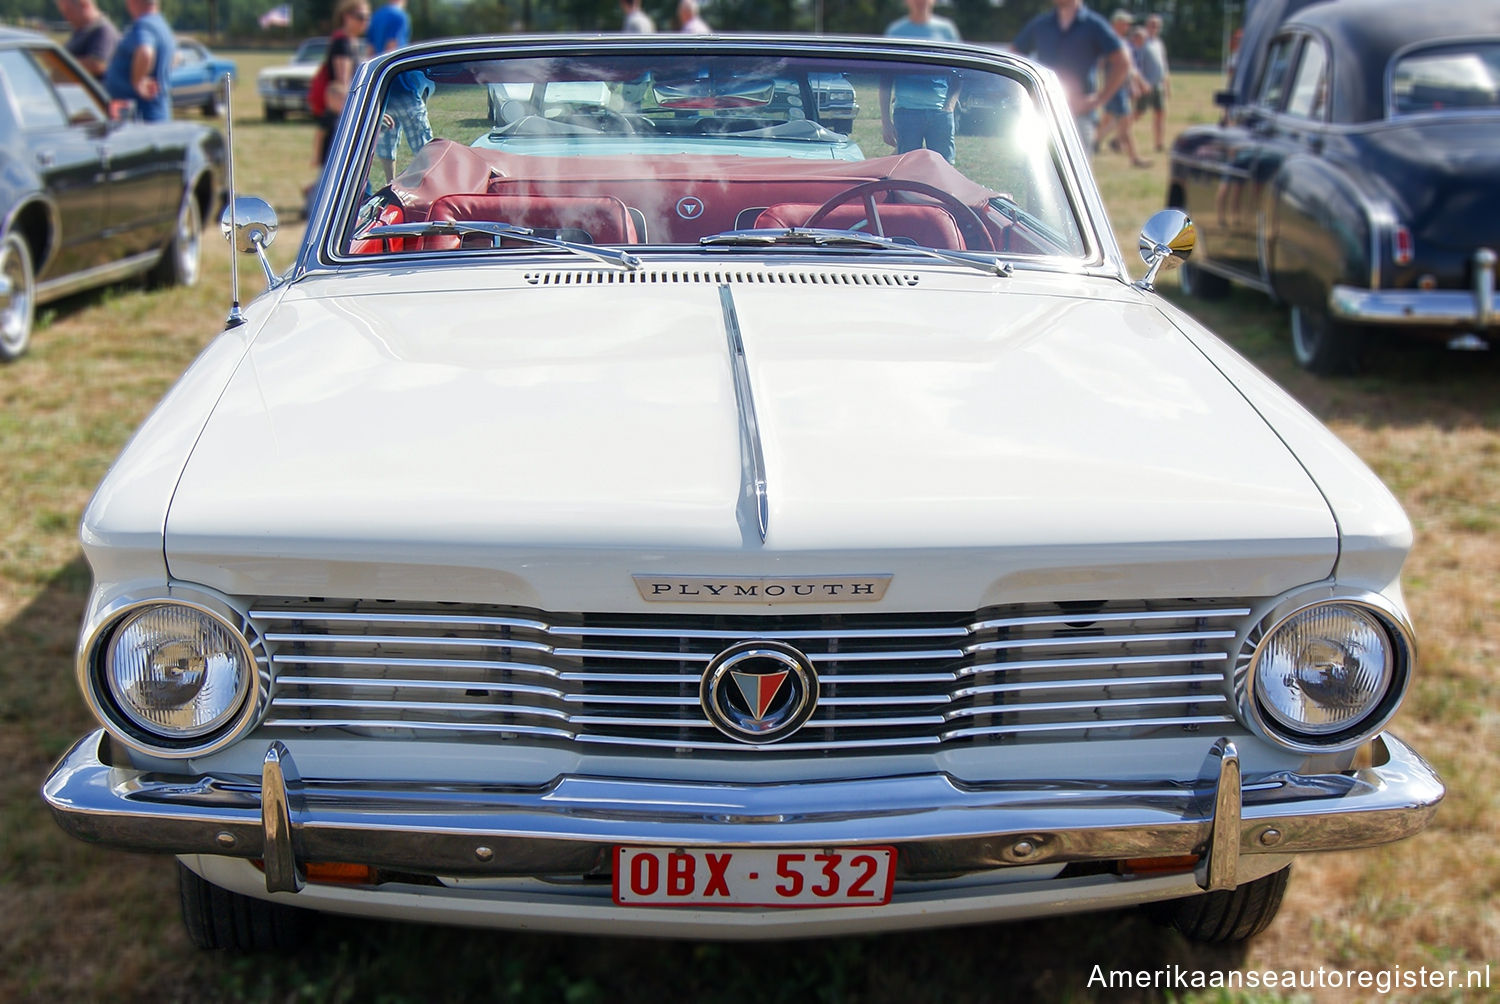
<box><xmin>1356</xmin><ymin>118</ymin><xmax>1500</xmax><ymax>249</ymax></box>
<box><xmin>163</xmin><ymin>269</ymin><xmax>1338</xmax><ymax>611</ymax></box>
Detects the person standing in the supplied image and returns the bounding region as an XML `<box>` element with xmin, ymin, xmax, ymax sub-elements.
<box><xmin>314</xmin><ymin>0</ymin><xmax>371</xmax><ymax>170</ymax></box>
<box><xmin>620</xmin><ymin>0</ymin><xmax>656</xmax><ymax>32</ymax></box>
<box><xmin>368</xmin><ymin>0</ymin><xmax>431</xmax><ymax>184</ymax></box>
<box><xmin>57</xmin><ymin>0</ymin><xmax>119</xmax><ymax>79</ymax></box>
<box><xmin>677</xmin><ymin>0</ymin><xmax>710</xmax><ymax>33</ymax></box>
<box><xmin>1135</xmin><ymin>14</ymin><xmax>1170</xmax><ymax>152</ymax></box>
<box><xmin>879</xmin><ymin>0</ymin><xmax>962</xmax><ymax>163</ymax></box>
<box><xmin>103</xmin><ymin>0</ymin><xmax>174</xmax><ymax>121</ymax></box>
<box><xmin>1096</xmin><ymin>11</ymin><xmax>1149</xmax><ymax>167</ymax></box>
<box><xmin>1011</xmin><ymin>0</ymin><xmax>1129</xmax><ymax>156</ymax></box>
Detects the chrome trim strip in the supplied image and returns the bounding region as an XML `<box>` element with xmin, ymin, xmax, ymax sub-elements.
<box><xmin>274</xmin><ymin>655</ymin><xmax>562</xmax><ymax>675</ymax></box>
<box><xmin>719</xmin><ymin>284</ymin><xmax>769</xmax><ymax>542</ymax></box>
<box><xmin>265</xmin><ymin>632</ymin><xmax>553</xmax><ymax>652</ymax></box>
<box><xmin>276</xmin><ymin>676</ymin><xmax>565</xmax><ymax>698</ymax></box>
<box><xmin>34</xmin><ymin>252</ymin><xmax>159</xmax><ymax>305</ymax></box>
<box><xmin>969</xmin><ymin>607</ymin><xmax>1250</xmax><ymax>630</ymax></box>
<box><xmin>252</xmin><ymin>610</ymin><xmax>551</xmax><ymax>630</ymax></box>
<box><xmin>954</xmin><ymin>673</ymin><xmax>1226</xmax><ymax>699</ymax></box>
<box><xmin>972</xmin><ymin>629</ymin><xmax>1238</xmax><ymax>652</ymax></box>
<box><xmin>942</xmin><ymin>715</ymin><xmax>1239</xmax><ymax>740</ymax></box>
<box><xmin>44</xmin><ymin>732</ymin><xmax>1444</xmax><ymax>883</ymax></box>
<box><xmin>943</xmin><ymin>695</ymin><xmax>1228</xmax><ymax>722</ymax></box>
<box><xmin>956</xmin><ymin>651</ymin><xmax>1229</xmax><ymax>676</ymax></box>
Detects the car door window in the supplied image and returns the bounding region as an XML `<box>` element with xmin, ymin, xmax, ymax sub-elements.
<box><xmin>0</xmin><ymin>49</ymin><xmax>67</xmax><ymax>130</ymax></box>
<box><xmin>1257</xmin><ymin>35</ymin><xmax>1299</xmax><ymax>110</ymax></box>
<box><xmin>1285</xmin><ymin>37</ymin><xmax>1328</xmax><ymax>119</ymax></box>
<box><xmin>31</xmin><ymin>48</ymin><xmax>107</xmax><ymax>126</ymax></box>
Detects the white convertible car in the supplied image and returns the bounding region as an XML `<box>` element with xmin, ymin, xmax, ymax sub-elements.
<box><xmin>44</xmin><ymin>35</ymin><xmax>1442</xmax><ymax>950</ymax></box>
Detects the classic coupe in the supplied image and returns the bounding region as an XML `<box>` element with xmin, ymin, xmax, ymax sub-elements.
<box><xmin>169</xmin><ymin>38</ymin><xmax>236</xmax><ymax>118</ymax></box>
<box><xmin>1168</xmin><ymin>0</ymin><xmax>1500</xmax><ymax>373</ymax></box>
<box><xmin>257</xmin><ymin>37</ymin><xmax>327</xmax><ymax>120</ymax></box>
<box><xmin>0</xmin><ymin>30</ymin><xmax>223</xmax><ymax>361</ymax></box>
<box><xmin>44</xmin><ymin>35</ymin><xmax>1442</xmax><ymax>949</ymax></box>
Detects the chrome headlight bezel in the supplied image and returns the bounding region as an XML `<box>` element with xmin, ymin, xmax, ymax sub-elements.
<box><xmin>1237</xmin><ymin>590</ymin><xmax>1415</xmax><ymax>753</ymax></box>
<box><xmin>78</xmin><ymin>591</ymin><xmax>270</xmax><ymax>758</ymax></box>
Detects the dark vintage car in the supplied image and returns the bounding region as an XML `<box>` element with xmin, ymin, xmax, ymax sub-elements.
<box><xmin>169</xmin><ymin>38</ymin><xmax>236</xmax><ymax>118</ymax></box>
<box><xmin>1167</xmin><ymin>0</ymin><xmax>1500</xmax><ymax>373</ymax></box>
<box><xmin>0</xmin><ymin>30</ymin><xmax>224</xmax><ymax>361</ymax></box>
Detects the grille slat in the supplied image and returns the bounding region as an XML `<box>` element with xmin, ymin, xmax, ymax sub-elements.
<box><xmin>256</xmin><ymin>598</ymin><xmax>1251</xmax><ymax>754</ymax></box>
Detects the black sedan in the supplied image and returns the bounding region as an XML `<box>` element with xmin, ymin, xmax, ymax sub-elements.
<box><xmin>0</xmin><ymin>30</ymin><xmax>224</xmax><ymax>361</ymax></box>
<box><xmin>1167</xmin><ymin>0</ymin><xmax>1499</xmax><ymax>373</ymax></box>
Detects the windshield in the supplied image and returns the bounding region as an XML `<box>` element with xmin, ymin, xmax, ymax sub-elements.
<box><xmin>334</xmin><ymin>48</ymin><xmax>1086</xmax><ymax>263</ymax></box>
<box><xmin>1391</xmin><ymin>43</ymin><xmax>1500</xmax><ymax>115</ymax></box>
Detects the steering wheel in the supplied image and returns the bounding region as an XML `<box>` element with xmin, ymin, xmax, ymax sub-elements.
<box><xmin>561</xmin><ymin>107</ymin><xmax>636</xmax><ymax>135</ymax></box>
<box><xmin>803</xmin><ymin>179</ymin><xmax>996</xmax><ymax>252</ymax></box>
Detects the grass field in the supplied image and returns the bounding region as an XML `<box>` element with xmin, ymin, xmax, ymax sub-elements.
<box><xmin>0</xmin><ymin>52</ymin><xmax>1495</xmax><ymax>1002</ymax></box>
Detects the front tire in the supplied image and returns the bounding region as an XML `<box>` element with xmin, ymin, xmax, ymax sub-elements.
<box><xmin>178</xmin><ymin>861</ymin><xmax>306</xmax><ymax>951</ymax></box>
<box><xmin>149</xmin><ymin>190</ymin><xmax>203</xmax><ymax>289</ymax></box>
<box><xmin>1290</xmin><ymin>304</ymin><xmax>1361</xmax><ymax>375</ymax></box>
<box><xmin>0</xmin><ymin>232</ymin><xmax>36</xmax><ymax>363</ymax></box>
<box><xmin>1177</xmin><ymin>261</ymin><xmax>1231</xmax><ymax>300</ymax></box>
<box><xmin>1151</xmin><ymin>865</ymin><xmax>1291</xmax><ymax>944</ymax></box>
<box><xmin>265</xmin><ymin>104</ymin><xmax>285</xmax><ymax>122</ymax></box>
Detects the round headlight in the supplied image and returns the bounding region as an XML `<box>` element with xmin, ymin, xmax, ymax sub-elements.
<box><xmin>1254</xmin><ymin>603</ymin><xmax>1395</xmax><ymax>739</ymax></box>
<box><xmin>104</xmin><ymin>604</ymin><xmax>253</xmax><ymax>739</ymax></box>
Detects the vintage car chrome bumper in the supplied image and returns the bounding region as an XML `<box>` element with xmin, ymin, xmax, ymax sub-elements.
<box><xmin>45</xmin><ymin>730</ymin><xmax>1442</xmax><ymax>915</ymax></box>
<box><xmin>1331</xmin><ymin>248</ymin><xmax>1496</xmax><ymax>328</ymax></box>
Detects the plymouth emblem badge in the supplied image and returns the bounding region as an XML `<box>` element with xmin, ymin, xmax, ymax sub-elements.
<box><xmin>701</xmin><ymin>641</ymin><xmax>818</xmax><ymax>743</ymax></box>
<box><xmin>675</xmin><ymin>196</ymin><xmax>705</xmax><ymax>220</ymax></box>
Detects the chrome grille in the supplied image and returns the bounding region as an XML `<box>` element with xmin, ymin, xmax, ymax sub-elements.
<box><xmin>253</xmin><ymin>599</ymin><xmax>1249</xmax><ymax>752</ymax></box>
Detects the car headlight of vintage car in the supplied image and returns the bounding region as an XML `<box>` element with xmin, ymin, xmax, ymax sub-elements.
<box><xmin>1241</xmin><ymin>594</ymin><xmax>1414</xmax><ymax>751</ymax></box>
<box><xmin>83</xmin><ymin>598</ymin><xmax>264</xmax><ymax>756</ymax></box>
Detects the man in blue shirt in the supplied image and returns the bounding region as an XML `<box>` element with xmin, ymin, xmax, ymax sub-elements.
<box><xmin>1011</xmin><ymin>0</ymin><xmax>1129</xmax><ymax>154</ymax></box>
<box><xmin>880</xmin><ymin>0</ymin><xmax>962</xmax><ymax>163</ymax></box>
<box><xmin>103</xmin><ymin>0</ymin><xmax>173</xmax><ymax>121</ymax></box>
<box><xmin>368</xmin><ymin>0</ymin><xmax>432</xmax><ymax>184</ymax></box>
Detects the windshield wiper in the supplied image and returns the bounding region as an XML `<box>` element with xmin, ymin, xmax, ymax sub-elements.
<box><xmin>362</xmin><ymin>220</ymin><xmax>641</xmax><ymax>271</ymax></box>
<box><xmin>700</xmin><ymin>228</ymin><xmax>1013</xmax><ymax>277</ymax></box>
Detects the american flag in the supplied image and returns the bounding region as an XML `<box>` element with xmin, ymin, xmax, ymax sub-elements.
<box><xmin>258</xmin><ymin>4</ymin><xmax>292</xmax><ymax>28</ymax></box>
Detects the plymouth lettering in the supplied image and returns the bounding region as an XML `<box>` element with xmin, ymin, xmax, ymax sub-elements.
<box><xmin>633</xmin><ymin>575</ymin><xmax>893</xmax><ymax>604</ymax></box>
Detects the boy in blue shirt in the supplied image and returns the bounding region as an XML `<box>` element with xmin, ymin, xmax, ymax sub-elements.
<box><xmin>368</xmin><ymin>0</ymin><xmax>432</xmax><ymax>183</ymax></box>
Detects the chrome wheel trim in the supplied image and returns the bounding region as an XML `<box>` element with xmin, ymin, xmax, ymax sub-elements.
<box><xmin>1289</xmin><ymin>306</ymin><xmax>1319</xmax><ymax>366</ymax></box>
<box><xmin>0</xmin><ymin>235</ymin><xmax>34</xmax><ymax>357</ymax></box>
<box><xmin>176</xmin><ymin>194</ymin><xmax>202</xmax><ymax>286</ymax></box>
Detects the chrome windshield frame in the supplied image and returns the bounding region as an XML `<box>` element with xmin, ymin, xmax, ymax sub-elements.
<box><xmin>295</xmin><ymin>34</ymin><xmax>1125</xmax><ymax>284</ymax></box>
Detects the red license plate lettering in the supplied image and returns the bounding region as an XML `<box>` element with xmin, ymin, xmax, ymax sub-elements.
<box><xmin>613</xmin><ymin>846</ymin><xmax>896</xmax><ymax>908</ymax></box>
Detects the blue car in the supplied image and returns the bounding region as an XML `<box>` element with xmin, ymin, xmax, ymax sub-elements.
<box><xmin>170</xmin><ymin>38</ymin><xmax>236</xmax><ymax>118</ymax></box>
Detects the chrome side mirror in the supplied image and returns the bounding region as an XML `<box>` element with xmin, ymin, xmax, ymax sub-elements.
<box><xmin>220</xmin><ymin>196</ymin><xmax>281</xmax><ymax>289</ymax></box>
<box><xmin>1135</xmin><ymin>209</ymin><xmax>1195</xmax><ymax>291</ymax></box>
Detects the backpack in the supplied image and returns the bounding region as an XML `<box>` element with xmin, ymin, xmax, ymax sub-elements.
<box><xmin>307</xmin><ymin>31</ymin><xmax>347</xmax><ymax>118</ymax></box>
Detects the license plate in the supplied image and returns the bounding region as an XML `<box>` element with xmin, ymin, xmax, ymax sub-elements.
<box><xmin>612</xmin><ymin>846</ymin><xmax>896</xmax><ymax>908</ymax></box>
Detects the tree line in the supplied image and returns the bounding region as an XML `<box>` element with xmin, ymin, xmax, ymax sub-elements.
<box><xmin>0</xmin><ymin>0</ymin><xmax>1237</xmax><ymax>67</ymax></box>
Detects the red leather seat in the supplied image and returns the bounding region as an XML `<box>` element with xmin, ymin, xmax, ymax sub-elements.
<box><xmin>422</xmin><ymin>194</ymin><xmax>639</xmax><ymax>251</ymax></box>
<box><xmin>754</xmin><ymin>202</ymin><xmax>966</xmax><ymax>250</ymax></box>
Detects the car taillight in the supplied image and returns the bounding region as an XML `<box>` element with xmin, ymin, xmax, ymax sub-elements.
<box><xmin>1392</xmin><ymin>225</ymin><xmax>1414</xmax><ymax>266</ymax></box>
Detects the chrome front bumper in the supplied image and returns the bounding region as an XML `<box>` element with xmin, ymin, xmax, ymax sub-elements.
<box><xmin>1331</xmin><ymin>248</ymin><xmax>1496</xmax><ymax>328</ymax></box>
<box><xmin>45</xmin><ymin>731</ymin><xmax>1442</xmax><ymax>907</ymax></box>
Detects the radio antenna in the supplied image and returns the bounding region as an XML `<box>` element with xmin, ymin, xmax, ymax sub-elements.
<box><xmin>222</xmin><ymin>71</ymin><xmax>245</xmax><ymax>329</ymax></box>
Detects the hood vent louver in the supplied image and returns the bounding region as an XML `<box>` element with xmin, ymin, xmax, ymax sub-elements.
<box><xmin>523</xmin><ymin>269</ymin><xmax>921</xmax><ymax>287</ymax></box>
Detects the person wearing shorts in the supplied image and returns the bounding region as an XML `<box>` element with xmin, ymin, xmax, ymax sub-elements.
<box><xmin>368</xmin><ymin>0</ymin><xmax>431</xmax><ymax>183</ymax></box>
